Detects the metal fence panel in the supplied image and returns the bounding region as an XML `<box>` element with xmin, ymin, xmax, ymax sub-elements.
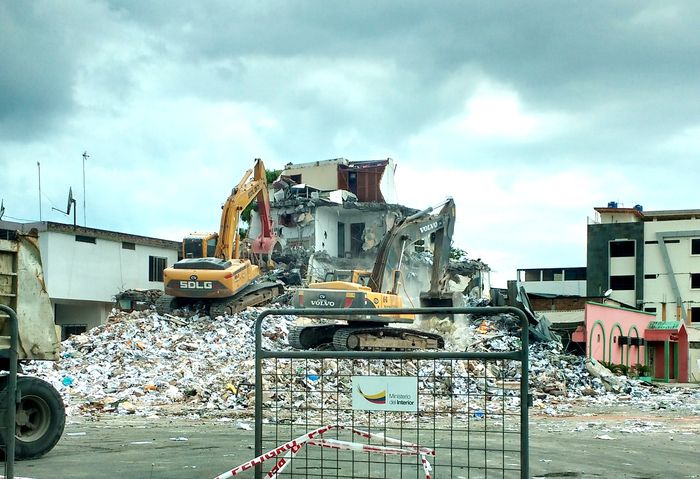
<box><xmin>254</xmin><ymin>307</ymin><xmax>529</xmax><ymax>479</ymax></box>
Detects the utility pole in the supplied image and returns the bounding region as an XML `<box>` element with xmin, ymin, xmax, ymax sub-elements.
<box><xmin>82</xmin><ymin>151</ymin><xmax>89</xmax><ymax>226</ymax></box>
<box><xmin>37</xmin><ymin>161</ymin><xmax>42</xmax><ymax>220</ymax></box>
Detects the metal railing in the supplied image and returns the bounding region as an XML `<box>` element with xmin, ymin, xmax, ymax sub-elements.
<box><xmin>254</xmin><ymin>306</ymin><xmax>529</xmax><ymax>478</ymax></box>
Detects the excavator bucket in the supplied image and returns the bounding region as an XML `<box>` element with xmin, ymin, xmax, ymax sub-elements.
<box><xmin>419</xmin><ymin>291</ymin><xmax>465</xmax><ymax>309</ymax></box>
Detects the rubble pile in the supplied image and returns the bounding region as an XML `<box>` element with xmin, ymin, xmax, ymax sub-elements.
<box><xmin>24</xmin><ymin>308</ymin><xmax>296</xmax><ymax>417</ymax></box>
<box><xmin>23</xmin><ymin>308</ymin><xmax>699</xmax><ymax>420</ymax></box>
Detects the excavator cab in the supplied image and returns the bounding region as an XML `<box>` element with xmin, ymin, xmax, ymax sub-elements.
<box><xmin>182</xmin><ymin>232</ymin><xmax>218</xmax><ymax>259</ymax></box>
<box><xmin>323</xmin><ymin>269</ymin><xmax>371</xmax><ymax>286</ymax></box>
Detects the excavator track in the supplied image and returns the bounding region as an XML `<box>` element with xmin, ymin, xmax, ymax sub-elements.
<box><xmin>288</xmin><ymin>325</ymin><xmax>341</xmax><ymax>350</ymax></box>
<box><xmin>157</xmin><ymin>282</ymin><xmax>282</xmax><ymax>318</ymax></box>
<box><xmin>155</xmin><ymin>294</ymin><xmax>180</xmax><ymax>315</ymax></box>
<box><xmin>209</xmin><ymin>281</ymin><xmax>283</xmax><ymax>317</ymax></box>
<box><xmin>332</xmin><ymin>327</ymin><xmax>445</xmax><ymax>351</ymax></box>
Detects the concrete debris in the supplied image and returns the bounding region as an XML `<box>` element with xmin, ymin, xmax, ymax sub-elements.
<box><xmin>22</xmin><ymin>307</ymin><xmax>700</xmax><ymax>422</ymax></box>
<box><xmin>24</xmin><ymin>307</ymin><xmax>296</xmax><ymax>418</ymax></box>
<box><xmin>114</xmin><ymin>289</ymin><xmax>162</xmax><ymax>311</ymax></box>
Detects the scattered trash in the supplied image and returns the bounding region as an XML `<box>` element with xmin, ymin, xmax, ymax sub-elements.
<box><xmin>19</xmin><ymin>304</ymin><xmax>700</xmax><ymax>421</ymax></box>
<box><xmin>235</xmin><ymin>421</ymin><xmax>252</xmax><ymax>431</ymax></box>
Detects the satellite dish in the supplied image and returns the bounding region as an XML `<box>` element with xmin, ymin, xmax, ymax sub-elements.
<box><xmin>603</xmin><ymin>289</ymin><xmax>613</xmax><ymax>298</ymax></box>
<box><xmin>0</xmin><ymin>199</ymin><xmax>4</xmax><ymax>220</ymax></box>
<box><xmin>52</xmin><ymin>187</ymin><xmax>77</xmax><ymax>227</ymax></box>
<box><xmin>67</xmin><ymin>187</ymin><xmax>74</xmax><ymax>215</ymax></box>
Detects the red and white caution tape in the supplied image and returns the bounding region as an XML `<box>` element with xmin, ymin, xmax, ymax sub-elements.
<box><xmin>213</xmin><ymin>425</ymin><xmax>434</xmax><ymax>479</ymax></box>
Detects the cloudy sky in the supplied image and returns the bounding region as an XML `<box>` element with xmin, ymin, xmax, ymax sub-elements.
<box><xmin>2</xmin><ymin>1</ymin><xmax>699</xmax><ymax>287</ymax></box>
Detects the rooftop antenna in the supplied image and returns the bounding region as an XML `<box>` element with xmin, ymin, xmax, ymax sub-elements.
<box><xmin>82</xmin><ymin>151</ymin><xmax>89</xmax><ymax>226</ymax></box>
<box><xmin>0</xmin><ymin>199</ymin><xmax>5</xmax><ymax>220</ymax></box>
<box><xmin>52</xmin><ymin>187</ymin><xmax>77</xmax><ymax>229</ymax></box>
<box><xmin>37</xmin><ymin>161</ymin><xmax>42</xmax><ymax>220</ymax></box>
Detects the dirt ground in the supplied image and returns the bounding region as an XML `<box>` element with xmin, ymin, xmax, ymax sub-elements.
<box><xmin>6</xmin><ymin>401</ymin><xmax>700</xmax><ymax>479</ymax></box>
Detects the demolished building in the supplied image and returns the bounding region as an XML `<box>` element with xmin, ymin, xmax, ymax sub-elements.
<box><xmin>250</xmin><ymin>158</ymin><xmax>411</xmax><ymax>263</ymax></box>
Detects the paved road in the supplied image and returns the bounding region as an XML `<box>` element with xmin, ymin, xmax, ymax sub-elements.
<box><xmin>7</xmin><ymin>406</ymin><xmax>700</xmax><ymax>479</ymax></box>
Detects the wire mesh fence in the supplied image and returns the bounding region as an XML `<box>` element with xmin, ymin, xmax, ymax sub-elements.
<box><xmin>254</xmin><ymin>307</ymin><xmax>529</xmax><ymax>479</ymax></box>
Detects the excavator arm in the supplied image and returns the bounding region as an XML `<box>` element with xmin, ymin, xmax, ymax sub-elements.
<box><xmin>214</xmin><ymin>158</ymin><xmax>277</xmax><ymax>260</ymax></box>
<box><xmin>369</xmin><ymin>197</ymin><xmax>456</xmax><ymax>296</ymax></box>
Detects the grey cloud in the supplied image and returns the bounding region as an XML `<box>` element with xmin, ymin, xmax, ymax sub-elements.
<box><xmin>0</xmin><ymin>2</ymin><xmax>77</xmax><ymax>139</ymax></box>
<box><xmin>100</xmin><ymin>1</ymin><xmax>700</xmax><ymax>167</ymax></box>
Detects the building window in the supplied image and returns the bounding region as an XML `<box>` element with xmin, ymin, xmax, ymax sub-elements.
<box><xmin>564</xmin><ymin>268</ymin><xmax>586</xmax><ymax>281</ymax></box>
<box><xmin>691</xmin><ymin>307</ymin><xmax>700</xmax><ymax>324</ymax></box>
<box><xmin>644</xmin><ymin>274</ymin><xmax>658</xmax><ymax>279</ymax></box>
<box><xmin>149</xmin><ymin>256</ymin><xmax>168</xmax><ymax>282</ymax></box>
<box><xmin>62</xmin><ymin>324</ymin><xmax>87</xmax><ymax>341</ymax></box>
<box><xmin>644</xmin><ymin>307</ymin><xmax>657</xmax><ymax>313</ymax></box>
<box><xmin>0</xmin><ymin>229</ymin><xmax>17</xmax><ymax>241</ymax></box>
<box><xmin>663</xmin><ymin>239</ymin><xmax>680</xmax><ymax>244</ymax></box>
<box><xmin>692</xmin><ymin>239</ymin><xmax>700</xmax><ymax>255</ymax></box>
<box><xmin>542</xmin><ymin>268</ymin><xmax>563</xmax><ymax>281</ymax></box>
<box><xmin>348</xmin><ymin>172</ymin><xmax>358</xmax><ymax>194</ymax></box>
<box><xmin>122</xmin><ymin>241</ymin><xmax>136</xmax><ymax>250</ymax></box>
<box><xmin>610</xmin><ymin>240</ymin><xmax>635</xmax><ymax>257</ymax></box>
<box><xmin>691</xmin><ymin>274</ymin><xmax>700</xmax><ymax>290</ymax></box>
<box><xmin>279</xmin><ymin>213</ymin><xmax>296</xmax><ymax>227</ymax></box>
<box><xmin>75</xmin><ymin>235</ymin><xmax>96</xmax><ymax>244</ymax></box>
<box><xmin>610</xmin><ymin>275</ymin><xmax>635</xmax><ymax>290</ymax></box>
<box><xmin>524</xmin><ymin>270</ymin><xmax>540</xmax><ymax>281</ymax></box>
<box><xmin>645</xmin><ymin>240</ymin><xmax>658</xmax><ymax>245</ymax></box>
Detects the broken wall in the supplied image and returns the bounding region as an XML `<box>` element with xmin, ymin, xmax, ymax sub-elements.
<box><xmin>280</xmin><ymin>159</ymin><xmax>347</xmax><ymax>191</ymax></box>
<box><xmin>250</xmin><ymin>206</ymin><xmax>315</xmax><ymax>251</ymax></box>
<box><xmin>379</xmin><ymin>158</ymin><xmax>398</xmax><ymax>204</ymax></box>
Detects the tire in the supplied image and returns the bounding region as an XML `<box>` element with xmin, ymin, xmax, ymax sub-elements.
<box><xmin>1</xmin><ymin>376</ymin><xmax>66</xmax><ymax>460</ymax></box>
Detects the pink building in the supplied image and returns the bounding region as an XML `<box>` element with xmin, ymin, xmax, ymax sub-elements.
<box><xmin>571</xmin><ymin>302</ymin><xmax>690</xmax><ymax>382</ymax></box>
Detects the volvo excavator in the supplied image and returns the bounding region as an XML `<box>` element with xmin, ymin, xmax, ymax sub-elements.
<box><xmin>156</xmin><ymin>158</ymin><xmax>283</xmax><ymax>317</ymax></box>
<box><xmin>289</xmin><ymin>198</ymin><xmax>461</xmax><ymax>350</ymax></box>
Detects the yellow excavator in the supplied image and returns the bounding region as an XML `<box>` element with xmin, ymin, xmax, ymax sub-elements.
<box><xmin>290</xmin><ymin>198</ymin><xmax>460</xmax><ymax>350</ymax></box>
<box><xmin>156</xmin><ymin>158</ymin><xmax>283</xmax><ymax>317</ymax></box>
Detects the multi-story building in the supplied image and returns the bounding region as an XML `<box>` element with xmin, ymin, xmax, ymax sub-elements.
<box><xmin>587</xmin><ymin>204</ymin><xmax>700</xmax><ymax>381</ymax></box>
<box><xmin>250</xmin><ymin>158</ymin><xmax>414</xmax><ymax>263</ymax></box>
<box><xmin>0</xmin><ymin>220</ymin><xmax>179</xmax><ymax>338</ymax></box>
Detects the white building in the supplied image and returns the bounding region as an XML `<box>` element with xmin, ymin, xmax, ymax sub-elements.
<box><xmin>0</xmin><ymin>220</ymin><xmax>179</xmax><ymax>338</ymax></box>
<box><xmin>517</xmin><ymin>267</ymin><xmax>587</xmax><ymax>297</ymax></box>
<box><xmin>587</xmin><ymin>204</ymin><xmax>700</xmax><ymax>380</ymax></box>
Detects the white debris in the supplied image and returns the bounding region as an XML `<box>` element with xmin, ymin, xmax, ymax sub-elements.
<box><xmin>21</xmin><ymin>305</ymin><xmax>700</xmax><ymax>423</ymax></box>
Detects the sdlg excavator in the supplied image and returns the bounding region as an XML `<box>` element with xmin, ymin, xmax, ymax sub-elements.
<box><xmin>157</xmin><ymin>158</ymin><xmax>283</xmax><ymax>317</ymax></box>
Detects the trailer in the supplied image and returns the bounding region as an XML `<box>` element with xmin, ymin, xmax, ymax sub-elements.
<box><xmin>0</xmin><ymin>229</ymin><xmax>65</xmax><ymax>460</ymax></box>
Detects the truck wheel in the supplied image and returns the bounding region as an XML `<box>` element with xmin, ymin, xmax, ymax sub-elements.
<box><xmin>13</xmin><ymin>376</ymin><xmax>66</xmax><ymax>460</ymax></box>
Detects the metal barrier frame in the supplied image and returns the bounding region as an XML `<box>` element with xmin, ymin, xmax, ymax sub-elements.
<box><xmin>255</xmin><ymin>306</ymin><xmax>529</xmax><ymax>479</ymax></box>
